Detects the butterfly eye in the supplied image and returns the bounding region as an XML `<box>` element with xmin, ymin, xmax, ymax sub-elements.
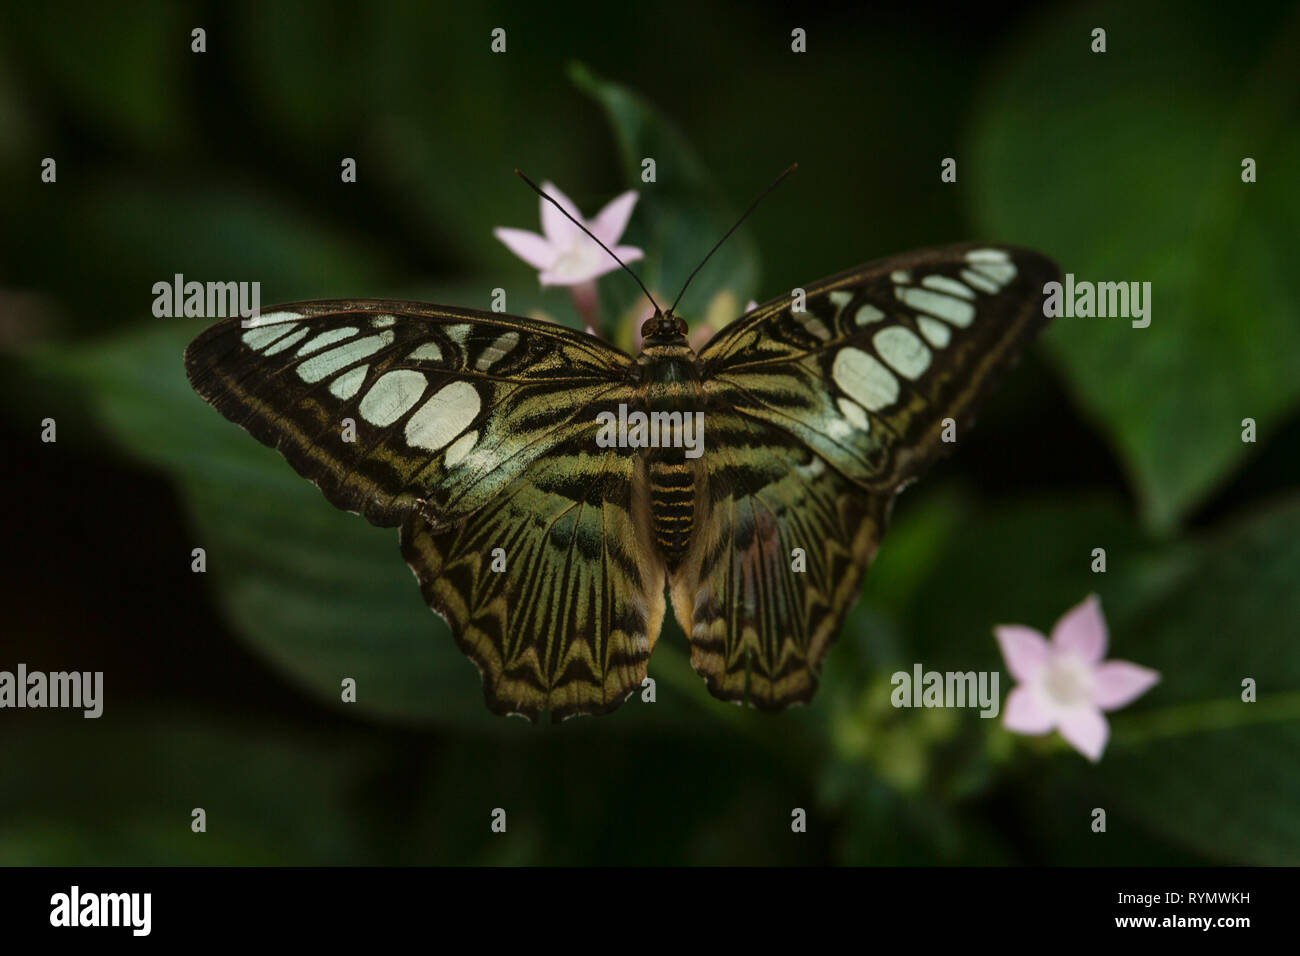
<box><xmin>675</xmin><ymin>316</ymin><xmax>688</xmax><ymax>335</ymax></box>
<box><xmin>640</xmin><ymin>317</ymin><xmax>658</xmax><ymax>338</ymax></box>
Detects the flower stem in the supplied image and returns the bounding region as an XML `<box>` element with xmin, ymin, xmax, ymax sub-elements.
<box><xmin>569</xmin><ymin>280</ymin><xmax>600</xmax><ymax>335</ymax></box>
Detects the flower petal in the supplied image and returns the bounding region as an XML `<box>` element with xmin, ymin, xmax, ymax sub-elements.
<box><xmin>1091</xmin><ymin>660</ymin><xmax>1160</xmax><ymax>710</ymax></box>
<box><xmin>1002</xmin><ymin>686</ymin><xmax>1054</xmax><ymax>734</ymax></box>
<box><xmin>493</xmin><ymin>227</ymin><xmax>555</xmax><ymax>270</ymax></box>
<box><xmin>539</xmin><ymin>257</ymin><xmax>623</xmax><ymax>287</ymax></box>
<box><xmin>590</xmin><ymin>191</ymin><xmax>639</xmax><ymax>244</ymax></box>
<box><xmin>994</xmin><ymin>625</ymin><xmax>1050</xmax><ymax>682</ymax></box>
<box><xmin>1051</xmin><ymin>593</ymin><xmax>1108</xmax><ymax>662</ymax></box>
<box><xmin>1057</xmin><ymin>707</ymin><xmax>1109</xmax><ymax>762</ymax></box>
<box><xmin>539</xmin><ymin>181</ymin><xmax>585</xmax><ymax>246</ymax></box>
<box><xmin>610</xmin><ymin>244</ymin><xmax>644</xmax><ymax>265</ymax></box>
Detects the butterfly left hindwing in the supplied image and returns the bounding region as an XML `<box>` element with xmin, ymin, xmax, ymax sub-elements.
<box><xmin>676</xmin><ymin>244</ymin><xmax>1059</xmax><ymax>708</ymax></box>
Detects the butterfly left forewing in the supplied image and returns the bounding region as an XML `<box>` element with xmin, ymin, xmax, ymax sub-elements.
<box><xmin>676</xmin><ymin>244</ymin><xmax>1059</xmax><ymax>708</ymax></box>
<box><xmin>185</xmin><ymin>299</ymin><xmax>636</xmax><ymax>527</ymax></box>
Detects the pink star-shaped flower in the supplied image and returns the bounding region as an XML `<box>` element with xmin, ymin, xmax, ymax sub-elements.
<box><xmin>494</xmin><ymin>182</ymin><xmax>643</xmax><ymax>287</ymax></box>
<box><xmin>995</xmin><ymin>594</ymin><xmax>1160</xmax><ymax>762</ymax></box>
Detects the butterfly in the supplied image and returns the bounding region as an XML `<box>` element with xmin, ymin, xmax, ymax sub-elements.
<box><xmin>185</xmin><ymin>177</ymin><xmax>1057</xmax><ymax>722</ymax></box>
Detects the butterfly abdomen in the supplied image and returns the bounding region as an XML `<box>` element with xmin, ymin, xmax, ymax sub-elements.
<box><xmin>649</xmin><ymin>454</ymin><xmax>695</xmax><ymax>569</ymax></box>
<box><xmin>639</xmin><ymin>343</ymin><xmax>703</xmax><ymax>571</ymax></box>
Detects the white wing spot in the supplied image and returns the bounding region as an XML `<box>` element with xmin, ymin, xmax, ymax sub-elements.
<box><xmin>828</xmin><ymin>290</ymin><xmax>853</xmax><ymax>309</ymax></box>
<box><xmin>443</xmin><ymin>429</ymin><xmax>478</xmax><ymax>467</ymax></box>
<box><xmin>921</xmin><ymin>275</ymin><xmax>975</xmax><ymax>300</ymax></box>
<box><xmin>328</xmin><ymin>364</ymin><xmax>368</xmax><ymax>400</ymax></box>
<box><xmin>407</xmin><ymin>342</ymin><xmax>443</xmax><ymax>362</ymax></box>
<box><xmin>961</xmin><ymin>269</ymin><xmax>1000</xmax><ymax>294</ymax></box>
<box><xmin>896</xmin><ymin>287</ymin><xmax>976</xmax><ymax>327</ymax></box>
<box><xmin>242</xmin><ymin>325</ymin><xmax>295</xmax><ymax>350</ymax></box>
<box><xmin>241</xmin><ymin>310</ymin><xmax>303</xmax><ymax>328</ymax></box>
<box><xmin>965</xmin><ymin>248</ymin><xmax>1017</xmax><ymax>285</ymax></box>
<box><xmin>917</xmin><ymin>316</ymin><xmax>952</xmax><ymax>348</ymax></box>
<box><xmin>372</xmin><ymin>314</ymin><xmax>397</xmax><ymax>328</ymax></box>
<box><xmin>296</xmin><ymin>331</ymin><xmax>394</xmax><ymax>383</ymax></box>
<box><xmin>445</xmin><ymin>324</ymin><xmax>473</xmax><ymax>346</ymax></box>
<box><xmin>827</xmin><ymin>417</ymin><xmax>852</xmax><ymax>441</ymax></box>
<box><xmin>891</xmin><ymin>270</ymin><xmax>911</xmax><ymax>284</ymax></box>
<box><xmin>965</xmin><ymin>248</ymin><xmax>1010</xmax><ymax>263</ymax></box>
<box><xmin>970</xmin><ymin>261</ymin><xmax>1017</xmax><ymax>285</ymax></box>
<box><xmin>837</xmin><ymin>397</ymin><xmax>870</xmax><ymax>432</ymax></box>
<box><xmin>475</xmin><ymin>330</ymin><xmax>519</xmax><ymax>370</ymax></box>
<box><xmin>262</xmin><ymin>326</ymin><xmax>311</xmax><ymax>356</ymax></box>
<box><xmin>296</xmin><ymin>326</ymin><xmax>359</xmax><ymax>357</ymax></box>
<box><xmin>832</xmin><ymin>346</ymin><xmax>899</xmax><ymax>412</ymax></box>
<box><xmin>359</xmin><ymin>369</ymin><xmax>427</xmax><ymax>426</ymax></box>
<box><xmin>855</xmin><ymin>304</ymin><xmax>885</xmax><ymax>326</ymax></box>
<box><xmin>874</xmin><ymin>326</ymin><xmax>931</xmax><ymax>380</ymax></box>
<box><xmin>405</xmin><ymin>381</ymin><xmax>481</xmax><ymax>451</ymax></box>
<box><xmin>796</xmin><ymin>311</ymin><xmax>832</xmax><ymax>340</ymax></box>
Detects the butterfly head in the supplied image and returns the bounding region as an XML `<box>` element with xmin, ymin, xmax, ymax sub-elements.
<box><xmin>640</xmin><ymin>311</ymin><xmax>689</xmax><ymax>344</ymax></box>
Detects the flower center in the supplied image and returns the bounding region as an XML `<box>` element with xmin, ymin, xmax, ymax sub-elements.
<box><xmin>1043</xmin><ymin>658</ymin><xmax>1092</xmax><ymax>707</ymax></box>
<box><xmin>551</xmin><ymin>242</ymin><xmax>604</xmax><ymax>278</ymax></box>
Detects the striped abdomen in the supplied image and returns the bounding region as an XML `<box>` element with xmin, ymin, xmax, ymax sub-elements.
<box><xmin>649</xmin><ymin>453</ymin><xmax>694</xmax><ymax>570</ymax></box>
<box><xmin>637</xmin><ymin>339</ymin><xmax>704</xmax><ymax>572</ymax></box>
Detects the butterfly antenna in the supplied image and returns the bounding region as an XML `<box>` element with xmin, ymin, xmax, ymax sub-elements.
<box><xmin>669</xmin><ymin>162</ymin><xmax>797</xmax><ymax>315</ymax></box>
<box><xmin>514</xmin><ymin>170</ymin><xmax>662</xmax><ymax>315</ymax></box>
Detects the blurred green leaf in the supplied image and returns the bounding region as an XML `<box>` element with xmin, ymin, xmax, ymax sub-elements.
<box><xmin>571</xmin><ymin>62</ymin><xmax>760</xmax><ymax>337</ymax></box>
<box><xmin>969</xmin><ymin>0</ymin><xmax>1300</xmax><ymax>531</ymax></box>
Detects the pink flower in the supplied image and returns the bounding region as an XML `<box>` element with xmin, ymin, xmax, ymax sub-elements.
<box><xmin>494</xmin><ymin>183</ymin><xmax>643</xmax><ymax>287</ymax></box>
<box><xmin>995</xmin><ymin>595</ymin><xmax>1160</xmax><ymax>762</ymax></box>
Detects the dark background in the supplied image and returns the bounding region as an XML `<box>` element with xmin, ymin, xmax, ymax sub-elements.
<box><xmin>1</xmin><ymin>1</ymin><xmax>1297</xmax><ymax>864</ymax></box>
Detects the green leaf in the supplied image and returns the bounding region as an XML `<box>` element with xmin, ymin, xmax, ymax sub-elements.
<box><xmin>968</xmin><ymin>0</ymin><xmax>1300</xmax><ymax>531</ymax></box>
<box><xmin>570</xmin><ymin>62</ymin><xmax>761</xmax><ymax>335</ymax></box>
